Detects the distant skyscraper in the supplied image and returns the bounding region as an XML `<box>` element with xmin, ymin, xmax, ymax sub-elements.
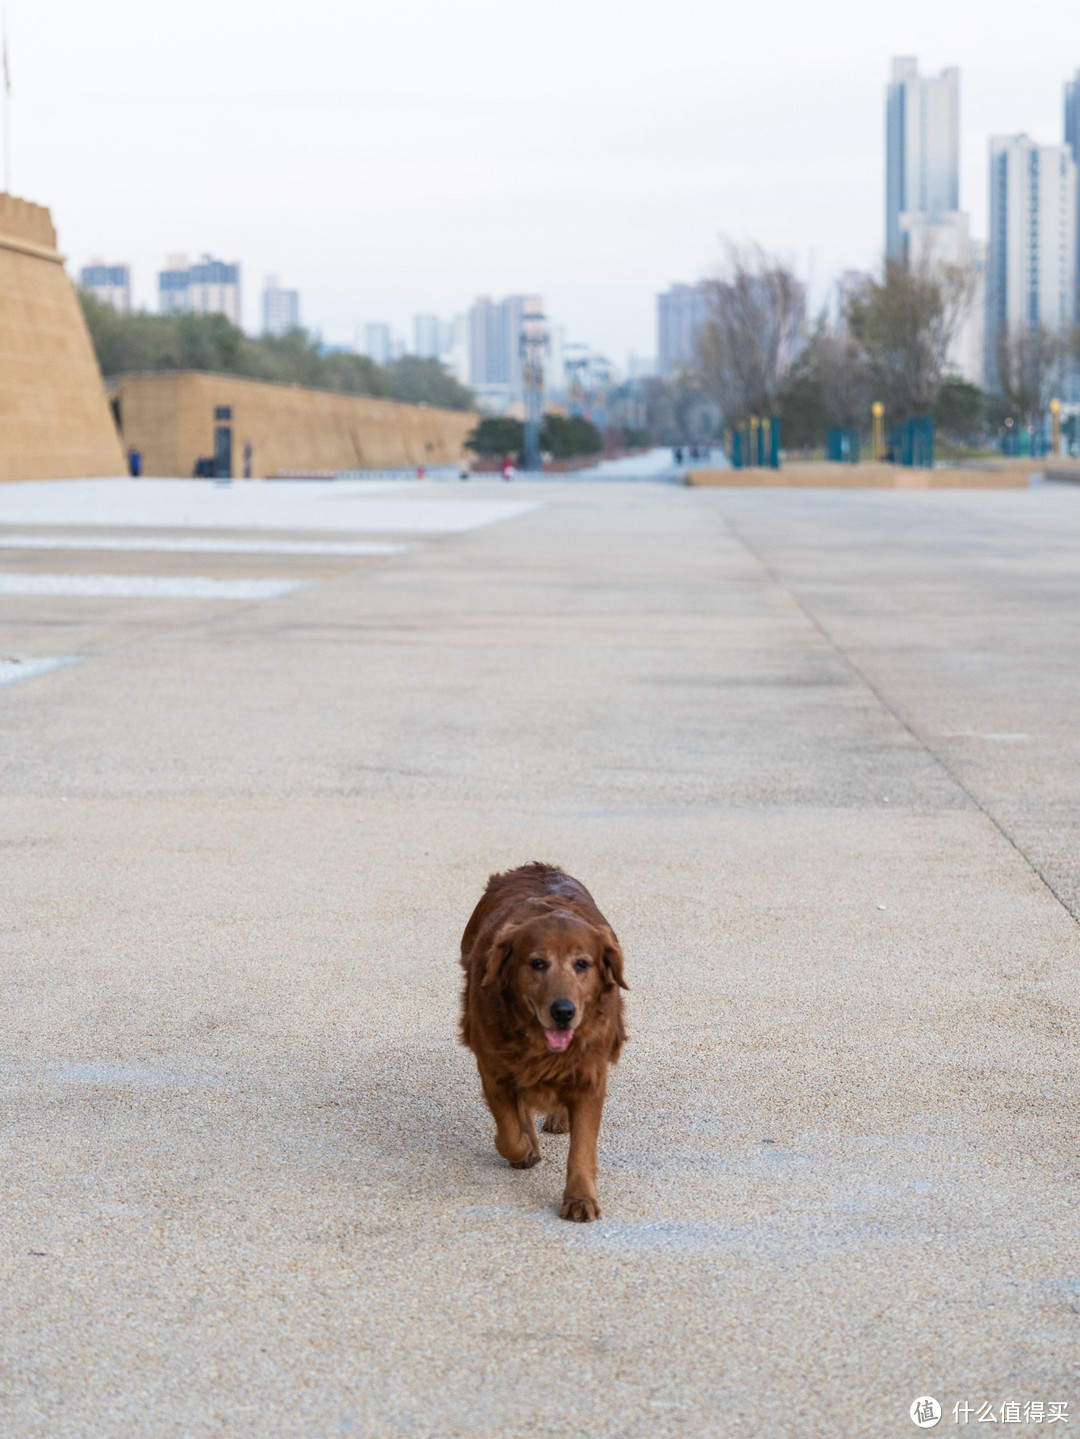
<box><xmin>80</xmin><ymin>261</ymin><xmax>131</xmax><ymax>313</ymax></box>
<box><xmin>466</xmin><ymin>295</ymin><xmax>542</xmax><ymax>398</ymax></box>
<box><xmin>158</xmin><ymin>254</ymin><xmax>191</xmax><ymax>316</ymax></box>
<box><xmin>657</xmin><ymin>282</ymin><xmax>708</xmax><ymax>377</ymax></box>
<box><xmin>467</xmin><ymin>297</ymin><xmax>499</xmax><ymax>387</ymax></box>
<box><xmin>1067</xmin><ymin>71</ymin><xmax>1080</xmax><ymax>319</ymax></box>
<box><xmin>362</xmin><ymin>323</ymin><xmax>392</xmax><ymax>365</ymax></box>
<box><xmin>886</xmin><ymin>58</ymin><xmax>960</xmax><ymax>260</ymax></box>
<box><xmin>158</xmin><ymin>254</ymin><xmax>241</xmax><ymax>325</ymax></box>
<box><xmin>262</xmin><ymin>275</ymin><xmax>300</xmax><ymax>336</ymax></box>
<box><xmin>986</xmin><ymin>134</ymin><xmax>1078</xmax><ymax>385</ymax></box>
<box><xmin>413</xmin><ymin>314</ymin><xmax>442</xmax><ymax>359</ymax></box>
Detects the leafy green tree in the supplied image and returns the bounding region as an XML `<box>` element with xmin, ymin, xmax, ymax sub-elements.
<box><xmin>466</xmin><ymin>416</ymin><xmax>524</xmax><ymax>456</ymax></box>
<box><xmin>77</xmin><ymin>291</ymin><xmax>474</xmax><ymax>411</ymax></box>
<box><xmin>778</xmin><ymin>368</ymin><xmax>825</xmax><ymax>451</ymax></box>
<box><xmin>540</xmin><ymin>414</ymin><xmax>602</xmax><ymax>458</ymax></box>
<box><xmin>383</xmin><ymin>356</ymin><xmax>474</xmax><ymax>410</ymax></box>
<box><xmin>934</xmin><ymin>377</ymin><xmax>984</xmax><ymax>443</ymax></box>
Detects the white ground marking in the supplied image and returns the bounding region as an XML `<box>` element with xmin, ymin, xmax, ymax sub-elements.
<box><xmin>0</xmin><ymin>534</ymin><xmax>408</xmax><ymax>556</ymax></box>
<box><xmin>0</xmin><ymin>480</ymin><xmax>540</xmax><ymax>534</ymax></box>
<box><xmin>0</xmin><ymin>655</ymin><xmax>82</xmax><ymax>690</ymax></box>
<box><xmin>0</xmin><ymin>575</ymin><xmax>307</xmax><ymax>600</ymax></box>
<box><xmin>943</xmin><ymin>731</ymin><xmax>1033</xmax><ymax>741</ymax></box>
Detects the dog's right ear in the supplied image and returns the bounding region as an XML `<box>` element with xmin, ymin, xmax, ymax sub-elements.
<box><xmin>480</xmin><ymin>922</ymin><xmax>519</xmax><ymax>987</ymax></box>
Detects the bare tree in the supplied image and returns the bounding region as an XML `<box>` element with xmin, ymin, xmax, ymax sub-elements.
<box><xmin>993</xmin><ymin>325</ymin><xmax>1066</xmax><ymax>428</ymax></box>
<box><xmin>846</xmin><ymin>257</ymin><xmax>973</xmax><ymax>419</ymax></box>
<box><xmin>696</xmin><ymin>243</ymin><xmax>805</xmax><ymax>424</ymax></box>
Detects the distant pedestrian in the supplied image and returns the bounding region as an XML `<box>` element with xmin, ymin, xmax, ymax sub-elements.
<box><xmin>243</xmin><ymin>440</ymin><xmax>253</xmax><ymax>479</ymax></box>
<box><xmin>674</xmin><ymin>446</ymin><xmax>683</xmax><ymax>465</ymax></box>
<box><xmin>127</xmin><ymin>446</ymin><xmax>142</xmax><ymax>478</ymax></box>
<box><xmin>501</xmin><ymin>454</ymin><xmax>515</xmax><ymax>481</ymax></box>
<box><xmin>417</xmin><ymin>464</ymin><xmax>426</xmax><ymax>479</ymax></box>
<box><xmin>459</xmin><ymin>455</ymin><xmax>471</xmax><ymax>481</ymax></box>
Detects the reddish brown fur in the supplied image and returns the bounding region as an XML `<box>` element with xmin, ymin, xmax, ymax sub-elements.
<box><xmin>459</xmin><ymin>862</ymin><xmax>628</xmax><ymax>1221</ymax></box>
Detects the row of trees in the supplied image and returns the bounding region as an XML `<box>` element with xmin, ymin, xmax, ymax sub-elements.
<box><xmin>78</xmin><ymin>292</ymin><xmax>476</xmax><ymax>411</ymax></box>
<box><xmin>690</xmin><ymin>243</ymin><xmax>1080</xmax><ymax>452</ymax></box>
<box><xmin>466</xmin><ymin>413</ymin><xmax>603</xmax><ymax>459</ymax></box>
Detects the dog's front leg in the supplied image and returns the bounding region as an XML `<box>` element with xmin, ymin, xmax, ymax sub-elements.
<box><xmin>479</xmin><ymin>1067</ymin><xmax>540</xmax><ymax>1168</ymax></box>
<box><xmin>560</xmin><ymin>1082</ymin><xmax>605</xmax><ymax>1221</ymax></box>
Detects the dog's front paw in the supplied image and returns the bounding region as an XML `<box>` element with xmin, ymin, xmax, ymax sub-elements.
<box><xmin>560</xmin><ymin>1194</ymin><xmax>601</xmax><ymax>1222</ymax></box>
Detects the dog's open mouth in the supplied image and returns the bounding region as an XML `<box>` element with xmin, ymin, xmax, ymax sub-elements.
<box><xmin>544</xmin><ymin>1028</ymin><xmax>574</xmax><ymax>1051</ymax></box>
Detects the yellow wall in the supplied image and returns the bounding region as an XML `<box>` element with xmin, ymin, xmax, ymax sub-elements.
<box><xmin>113</xmin><ymin>371</ymin><xmax>477</xmax><ymax>478</ymax></box>
<box><xmin>0</xmin><ymin>193</ymin><xmax>126</xmax><ymax>480</ymax></box>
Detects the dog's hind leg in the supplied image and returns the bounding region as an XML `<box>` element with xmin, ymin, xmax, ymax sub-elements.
<box><xmin>542</xmin><ymin>1105</ymin><xmax>570</xmax><ymax>1134</ymax></box>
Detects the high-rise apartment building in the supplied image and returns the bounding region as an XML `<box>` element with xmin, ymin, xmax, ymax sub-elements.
<box><xmin>413</xmin><ymin>314</ymin><xmax>441</xmax><ymax>359</ymax></box>
<box><xmin>412</xmin><ymin>314</ymin><xmax>468</xmax><ymax>376</ymax></box>
<box><xmin>1066</xmin><ymin>71</ymin><xmax>1080</xmax><ymax>318</ymax></box>
<box><xmin>466</xmin><ymin>295</ymin><xmax>543</xmax><ymax>399</ymax></box>
<box><xmin>262</xmin><ymin>275</ymin><xmax>300</xmax><ymax>336</ymax></box>
<box><xmin>158</xmin><ymin>255</ymin><xmax>191</xmax><ymax>315</ymax></box>
<box><xmin>362</xmin><ymin>323</ymin><xmax>393</xmax><ymax>366</ymax></box>
<box><xmin>158</xmin><ymin>254</ymin><xmax>241</xmax><ymax>325</ymax></box>
<box><xmin>80</xmin><ymin>261</ymin><xmax>131</xmax><ymax>313</ymax></box>
<box><xmin>986</xmin><ymin>134</ymin><xmax>1078</xmax><ymax>384</ymax></box>
<box><xmin>886</xmin><ymin>58</ymin><xmax>960</xmax><ymax>260</ymax></box>
<box><xmin>657</xmin><ymin>282</ymin><xmax>708</xmax><ymax>377</ymax></box>
<box><xmin>988</xmin><ymin>137</ymin><xmax>1077</xmax><ymax>331</ymax></box>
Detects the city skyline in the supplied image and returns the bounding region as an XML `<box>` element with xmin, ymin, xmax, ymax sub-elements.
<box><xmin>22</xmin><ymin>0</ymin><xmax>1075</xmax><ymax>362</ymax></box>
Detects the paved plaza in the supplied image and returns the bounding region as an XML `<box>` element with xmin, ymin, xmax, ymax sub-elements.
<box><xmin>2</xmin><ymin>476</ymin><xmax>1080</xmax><ymax>1437</ymax></box>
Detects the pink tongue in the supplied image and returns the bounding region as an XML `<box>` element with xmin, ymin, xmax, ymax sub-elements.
<box><xmin>544</xmin><ymin>1028</ymin><xmax>574</xmax><ymax>1051</ymax></box>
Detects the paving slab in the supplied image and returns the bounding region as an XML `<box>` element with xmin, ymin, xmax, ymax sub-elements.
<box><xmin>1</xmin><ymin>480</ymin><xmax>1078</xmax><ymax>1438</ymax></box>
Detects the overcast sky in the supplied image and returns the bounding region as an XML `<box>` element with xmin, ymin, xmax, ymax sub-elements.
<box><xmin>16</xmin><ymin>0</ymin><xmax>1079</xmax><ymax>363</ymax></box>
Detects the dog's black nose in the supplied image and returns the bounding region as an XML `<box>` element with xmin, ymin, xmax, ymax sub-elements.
<box><xmin>550</xmin><ymin>999</ymin><xmax>576</xmax><ymax>1028</ymax></box>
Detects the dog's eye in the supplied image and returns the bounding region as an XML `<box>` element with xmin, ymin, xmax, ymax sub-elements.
<box><xmin>530</xmin><ymin>957</ymin><xmax>549</xmax><ymax>971</ymax></box>
<box><xmin>573</xmin><ymin>959</ymin><xmax>590</xmax><ymax>972</ymax></box>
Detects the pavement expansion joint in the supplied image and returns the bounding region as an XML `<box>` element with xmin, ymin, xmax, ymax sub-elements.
<box><xmin>723</xmin><ymin>515</ymin><xmax>1080</xmax><ymax>931</ymax></box>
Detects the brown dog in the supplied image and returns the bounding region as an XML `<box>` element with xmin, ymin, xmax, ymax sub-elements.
<box><xmin>459</xmin><ymin>862</ymin><xmax>628</xmax><ymax>1221</ymax></box>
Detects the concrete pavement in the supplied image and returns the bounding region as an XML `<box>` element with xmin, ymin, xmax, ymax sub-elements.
<box><xmin>2</xmin><ymin>479</ymin><xmax>1079</xmax><ymax>1437</ymax></box>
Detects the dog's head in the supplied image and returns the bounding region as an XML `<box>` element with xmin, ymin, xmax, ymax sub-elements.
<box><xmin>481</xmin><ymin>906</ymin><xmax>627</xmax><ymax>1052</ymax></box>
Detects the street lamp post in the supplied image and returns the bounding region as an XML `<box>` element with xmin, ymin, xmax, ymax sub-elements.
<box><xmin>872</xmin><ymin>401</ymin><xmax>885</xmax><ymax>462</ymax></box>
<box><xmin>520</xmin><ymin>306</ymin><xmax>548</xmax><ymax>473</ymax></box>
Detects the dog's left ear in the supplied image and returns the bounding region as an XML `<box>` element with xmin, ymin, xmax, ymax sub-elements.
<box><xmin>480</xmin><ymin>922</ymin><xmax>518</xmax><ymax>987</ymax></box>
<box><xmin>599</xmin><ymin>927</ymin><xmax>629</xmax><ymax>990</ymax></box>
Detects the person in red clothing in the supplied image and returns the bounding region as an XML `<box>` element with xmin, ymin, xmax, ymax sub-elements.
<box><xmin>501</xmin><ymin>454</ymin><xmax>515</xmax><ymax>481</ymax></box>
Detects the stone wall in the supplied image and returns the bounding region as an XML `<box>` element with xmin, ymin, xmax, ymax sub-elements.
<box><xmin>0</xmin><ymin>194</ymin><xmax>126</xmax><ymax>480</ymax></box>
<box><xmin>113</xmin><ymin>371</ymin><xmax>477</xmax><ymax>478</ymax></box>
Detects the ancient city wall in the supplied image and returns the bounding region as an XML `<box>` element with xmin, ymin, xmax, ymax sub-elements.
<box><xmin>0</xmin><ymin>193</ymin><xmax>126</xmax><ymax>480</ymax></box>
<box><xmin>113</xmin><ymin>371</ymin><xmax>477</xmax><ymax>477</ymax></box>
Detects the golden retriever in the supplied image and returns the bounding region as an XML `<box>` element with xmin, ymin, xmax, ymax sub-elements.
<box><xmin>459</xmin><ymin>862</ymin><xmax>627</xmax><ymax>1221</ymax></box>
